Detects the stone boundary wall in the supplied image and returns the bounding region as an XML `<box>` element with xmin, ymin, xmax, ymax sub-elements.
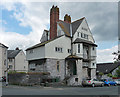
<box><xmin>8</xmin><ymin>73</ymin><xmax>50</xmax><ymax>86</ymax></box>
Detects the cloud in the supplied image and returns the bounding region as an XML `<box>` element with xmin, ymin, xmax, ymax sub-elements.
<box><xmin>97</xmin><ymin>45</ymin><xmax>118</xmax><ymax>63</ymax></box>
<box><xmin>1</xmin><ymin>1</ymin><xmax>118</xmax><ymax>63</ymax></box>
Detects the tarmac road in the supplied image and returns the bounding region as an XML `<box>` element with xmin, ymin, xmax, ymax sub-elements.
<box><xmin>2</xmin><ymin>85</ymin><xmax>119</xmax><ymax>95</ymax></box>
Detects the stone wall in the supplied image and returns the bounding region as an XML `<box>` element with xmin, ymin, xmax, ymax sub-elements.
<box><xmin>8</xmin><ymin>73</ymin><xmax>50</xmax><ymax>85</ymax></box>
<box><xmin>46</xmin><ymin>59</ymin><xmax>65</xmax><ymax>81</ymax></box>
<box><xmin>91</xmin><ymin>68</ymin><xmax>96</xmax><ymax>79</ymax></box>
<box><xmin>82</xmin><ymin>68</ymin><xmax>88</xmax><ymax>79</ymax></box>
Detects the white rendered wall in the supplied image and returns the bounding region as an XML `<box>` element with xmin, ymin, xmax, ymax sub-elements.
<box><xmin>45</xmin><ymin>35</ymin><xmax>71</xmax><ymax>59</ymax></box>
<box><xmin>15</xmin><ymin>50</ymin><xmax>28</xmax><ymax>72</ymax></box>
<box><xmin>26</xmin><ymin>46</ymin><xmax>45</xmax><ymax>61</ymax></box>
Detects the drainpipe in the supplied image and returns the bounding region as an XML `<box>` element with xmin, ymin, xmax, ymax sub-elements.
<box><xmin>6</xmin><ymin>49</ymin><xmax>8</xmax><ymax>86</ymax></box>
<box><xmin>70</xmin><ymin>24</ymin><xmax>73</xmax><ymax>55</ymax></box>
<box><xmin>14</xmin><ymin>58</ymin><xmax>15</xmax><ymax>71</ymax></box>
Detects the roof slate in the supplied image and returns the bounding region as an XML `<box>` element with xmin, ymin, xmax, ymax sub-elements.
<box><xmin>96</xmin><ymin>62</ymin><xmax>120</xmax><ymax>74</ymax></box>
<box><xmin>58</xmin><ymin>20</ymin><xmax>70</xmax><ymax>37</ymax></box>
<box><xmin>74</xmin><ymin>38</ymin><xmax>97</xmax><ymax>47</ymax></box>
<box><xmin>7</xmin><ymin>50</ymin><xmax>21</xmax><ymax>58</ymax></box>
<box><xmin>26</xmin><ymin>35</ymin><xmax>64</xmax><ymax>51</ymax></box>
<box><xmin>71</xmin><ymin>17</ymin><xmax>85</xmax><ymax>35</ymax></box>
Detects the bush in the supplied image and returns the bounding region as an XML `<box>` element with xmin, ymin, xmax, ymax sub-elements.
<box><xmin>107</xmin><ymin>73</ymin><xmax>113</xmax><ymax>77</ymax></box>
<box><xmin>8</xmin><ymin>71</ymin><xmax>17</xmax><ymax>74</ymax></box>
<box><xmin>98</xmin><ymin>72</ymin><xmax>104</xmax><ymax>76</ymax></box>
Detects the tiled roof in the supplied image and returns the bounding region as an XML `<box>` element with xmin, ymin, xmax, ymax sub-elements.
<box><xmin>74</xmin><ymin>38</ymin><xmax>97</xmax><ymax>47</ymax></box>
<box><xmin>7</xmin><ymin>50</ymin><xmax>21</xmax><ymax>58</ymax></box>
<box><xmin>71</xmin><ymin>17</ymin><xmax>85</xmax><ymax>35</ymax></box>
<box><xmin>96</xmin><ymin>62</ymin><xmax>120</xmax><ymax>74</ymax></box>
<box><xmin>58</xmin><ymin>17</ymin><xmax>84</xmax><ymax>37</ymax></box>
<box><xmin>58</xmin><ymin>20</ymin><xmax>70</xmax><ymax>37</ymax></box>
<box><xmin>66</xmin><ymin>55</ymin><xmax>82</xmax><ymax>59</ymax></box>
<box><xmin>26</xmin><ymin>35</ymin><xmax>64</xmax><ymax>51</ymax></box>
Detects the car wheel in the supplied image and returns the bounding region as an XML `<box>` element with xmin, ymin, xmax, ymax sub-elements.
<box><xmin>101</xmin><ymin>83</ymin><xmax>104</xmax><ymax>87</ymax></box>
<box><xmin>92</xmin><ymin>83</ymin><xmax>95</xmax><ymax>87</ymax></box>
<box><xmin>108</xmin><ymin>83</ymin><xmax>110</xmax><ymax>87</ymax></box>
<box><xmin>114</xmin><ymin>84</ymin><xmax>117</xmax><ymax>86</ymax></box>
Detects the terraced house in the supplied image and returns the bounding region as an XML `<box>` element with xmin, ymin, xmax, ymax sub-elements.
<box><xmin>26</xmin><ymin>6</ymin><xmax>97</xmax><ymax>85</ymax></box>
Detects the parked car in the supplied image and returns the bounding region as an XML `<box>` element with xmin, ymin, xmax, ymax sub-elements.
<box><xmin>113</xmin><ymin>79</ymin><xmax>120</xmax><ymax>85</ymax></box>
<box><xmin>82</xmin><ymin>79</ymin><xmax>104</xmax><ymax>87</ymax></box>
<box><xmin>100</xmin><ymin>79</ymin><xmax>117</xmax><ymax>86</ymax></box>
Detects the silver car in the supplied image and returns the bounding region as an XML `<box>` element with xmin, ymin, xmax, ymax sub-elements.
<box><xmin>113</xmin><ymin>79</ymin><xmax>120</xmax><ymax>85</ymax></box>
<box><xmin>82</xmin><ymin>79</ymin><xmax>104</xmax><ymax>87</ymax></box>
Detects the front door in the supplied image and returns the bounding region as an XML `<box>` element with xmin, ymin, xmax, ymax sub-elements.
<box><xmin>73</xmin><ymin>63</ymin><xmax>77</xmax><ymax>75</ymax></box>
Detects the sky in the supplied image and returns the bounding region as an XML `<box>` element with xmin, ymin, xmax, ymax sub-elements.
<box><xmin>0</xmin><ymin>0</ymin><xmax>118</xmax><ymax>63</ymax></box>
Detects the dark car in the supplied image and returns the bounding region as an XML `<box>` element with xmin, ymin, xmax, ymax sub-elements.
<box><xmin>100</xmin><ymin>79</ymin><xmax>117</xmax><ymax>86</ymax></box>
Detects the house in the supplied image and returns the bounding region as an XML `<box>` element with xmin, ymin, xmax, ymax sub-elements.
<box><xmin>7</xmin><ymin>48</ymin><xmax>28</xmax><ymax>72</ymax></box>
<box><xmin>96</xmin><ymin>62</ymin><xmax>120</xmax><ymax>79</ymax></box>
<box><xmin>26</xmin><ymin>5</ymin><xmax>97</xmax><ymax>85</ymax></box>
<box><xmin>0</xmin><ymin>43</ymin><xmax>8</xmax><ymax>77</ymax></box>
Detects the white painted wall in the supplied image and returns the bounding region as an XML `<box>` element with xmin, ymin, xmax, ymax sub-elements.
<box><xmin>15</xmin><ymin>50</ymin><xmax>28</xmax><ymax>72</ymax></box>
<box><xmin>89</xmin><ymin>60</ymin><xmax>96</xmax><ymax>68</ymax></box>
<box><xmin>45</xmin><ymin>35</ymin><xmax>71</xmax><ymax>59</ymax></box>
<box><xmin>75</xmin><ymin>43</ymin><xmax>83</xmax><ymax>58</ymax></box>
<box><xmin>8</xmin><ymin>59</ymin><xmax>15</xmax><ymax>70</ymax></box>
<box><xmin>26</xmin><ymin>46</ymin><xmax>45</xmax><ymax>61</ymax></box>
<box><xmin>0</xmin><ymin>44</ymin><xmax>8</xmax><ymax>77</ymax></box>
<box><xmin>73</xmin><ymin>18</ymin><xmax>94</xmax><ymax>43</ymax></box>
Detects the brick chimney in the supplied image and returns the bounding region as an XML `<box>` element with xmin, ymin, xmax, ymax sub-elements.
<box><xmin>64</xmin><ymin>14</ymin><xmax>71</xmax><ymax>23</ymax></box>
<box><xmin>50</xmin><ymin>5</ymin><xmax>59</xmax><ymax>39</ymax></box>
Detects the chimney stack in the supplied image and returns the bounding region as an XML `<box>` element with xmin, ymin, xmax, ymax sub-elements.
<box><xmin>50</xmin><ymin>5</ymin><xmax>59</xmax><ymax>39</ymax></box>
<box><xmin>64</xmin><ymin>14</ymin><xmax>71</xmax><ymax>23</ymax></box>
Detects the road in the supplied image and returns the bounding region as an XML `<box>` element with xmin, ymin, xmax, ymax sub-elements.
<box><xmin>2</xmin><ymin>85</ymin><xmax>120</xmax><ymax>95</ymax></box>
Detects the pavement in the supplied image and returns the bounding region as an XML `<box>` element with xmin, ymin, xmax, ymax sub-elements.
<box><xmin>2</xmin><ymin>85</ymin><xmax>120</xmax><ymax>95</ymax></box>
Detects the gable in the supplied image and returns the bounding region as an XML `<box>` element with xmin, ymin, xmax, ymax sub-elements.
<box><xmin>73</xmin><ymin>18</ymin><xmax>95</xmax><ymax>43</ymax></box>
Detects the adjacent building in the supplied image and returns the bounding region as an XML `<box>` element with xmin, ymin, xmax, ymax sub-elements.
<box><xmin>26</xmin><ymin>6</ymin><xmax>97</xmax><ymax>85</ymax></box>
<box><xmin>7</xmin><ymin>48</ymin><xmax>28</xmax><ymax>72</ymax></box>
<box><xmin>96</xmin><ymin>62</ymin><xmax>120</xmax><ymax>79</ymax></box>
<box><xmin>0</xmin><ymin>43</ymin><xmax>8</xmax><ymax>77</ymax></box>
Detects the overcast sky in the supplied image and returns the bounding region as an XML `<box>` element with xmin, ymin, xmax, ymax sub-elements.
<box><xmin>0</xmin><ymin>1</ymin><xmax>118</xmax><ymax>63</ymax></box>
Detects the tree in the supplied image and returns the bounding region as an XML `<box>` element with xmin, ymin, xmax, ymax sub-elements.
<box><xmin>112</xmin><ymin>51</ymin><xmax>120</xmax><ymax>62</ymax></box>
<box><xmin>98</xmin><ymin>72</ymin><xmax>104</xmax><ymax>76</ymax></box>
<box><xmin>115</xmin><ymin>66</ymin><xmax>120</xmax><ymax>77</ymax></box>
<box><xmin>107</xmin><ymin>73</ymin><xmax>113</xmax><ymax>77</ymax></box>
